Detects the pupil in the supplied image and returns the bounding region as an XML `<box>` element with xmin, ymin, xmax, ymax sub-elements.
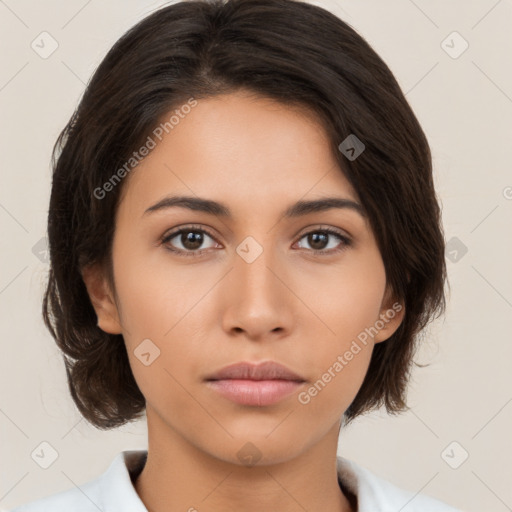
<box><xmin>179</xmin><ymin>231</ymin><xmax>330</xmax><ymax>252</ymax></box>
<box><xmin>183</xmin><ymin>231</ymin><xmax>203</xmax><ymax>250</ymax></box>
<box><xmin>309</xmin><ymin>233</ymin><xmax>328</xmax><ymax>250</ymax></box>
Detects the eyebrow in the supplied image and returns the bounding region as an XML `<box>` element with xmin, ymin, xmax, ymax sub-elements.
<box><xmin>143</xmin><ymin>195</ymin><xmax>366</xmax><ymax>219</ymax></box>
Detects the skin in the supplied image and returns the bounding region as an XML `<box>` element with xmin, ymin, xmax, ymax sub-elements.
<box><xmin>82</xmin><ymin>90</ymin><xmax>405</xmax><ymax>512</ymax></box>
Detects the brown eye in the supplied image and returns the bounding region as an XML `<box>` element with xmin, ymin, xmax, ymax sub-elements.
<box><xmin>162</xmin><ymin>226</ymin><xmax>219</xmax><ymax>257</ymax></box>
<box><xmin>295</xmin><ymin>228</ymin><xmax>351</xmax><ymax>255</ymax></box>
<box><xmin>176</xmin><ymin>231</ymin><xmax>205</xmax><ymax>251</ymax></box>
<box><xmin>161</xmin><ymin>225</ymin><xmax>351</xmax><ymax>258</ymax></box>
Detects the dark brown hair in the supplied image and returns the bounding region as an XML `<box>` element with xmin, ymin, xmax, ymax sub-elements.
<box><xmin>43</xmin><ymin>0</ymin><xmax>448</xmax><ymax>430</ymax></box>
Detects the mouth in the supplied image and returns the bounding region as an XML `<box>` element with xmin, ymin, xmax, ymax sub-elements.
<box><xmin>204</xmin><ymin>361</ymin><xmax>306</xmax><ymax>407</ymax></box>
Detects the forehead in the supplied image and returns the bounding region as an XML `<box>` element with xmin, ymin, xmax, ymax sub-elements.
<box><xmin>118</xmin><ymin>92</ymin><xmax>361</xmax><ymax>218</ymax></box>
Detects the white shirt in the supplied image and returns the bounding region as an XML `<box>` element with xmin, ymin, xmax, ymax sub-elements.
<box><xmin>10</xmin><ymin>450</ymin><xmax>463</xmax><ymax>511</ymax></box>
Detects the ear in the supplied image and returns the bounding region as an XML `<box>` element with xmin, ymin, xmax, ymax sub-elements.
<box><xmin>373</xmin><ymin>285</ymin><xmax>405</xmax><ymax>344</ymax></box>
<box><xmin>81</xmin><ymin>263</ymin><xmax>123</xmax><ymax>335</ymax></box>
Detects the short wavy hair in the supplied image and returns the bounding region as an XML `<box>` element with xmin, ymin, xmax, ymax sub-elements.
<box><xmin>43</xmin><ymin>0</ymin><xmax>448</xmax><ymax>430</ymax></box>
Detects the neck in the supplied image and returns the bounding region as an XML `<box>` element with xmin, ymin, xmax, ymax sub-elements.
<box><xmin>134</xmin><ymin>408</ymin><xmax>355</xmax><ymax>512</ymax></box>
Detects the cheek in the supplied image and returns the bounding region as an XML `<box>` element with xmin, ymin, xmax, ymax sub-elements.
<box><xmin>111</xmin><ymin>237</ymin><xmax>210</xmax><ymax>336</ymax></box>
<box><xmin>294</xmin><ymin>251</ymin><xmax>385</xmax><ymax>408</ymax></box>
<box><xmin>297</xmin><ymin>345</ymin><xmax>372</xmax><ymax>422</ymax></box>
<box><xmin>111</xmin><ymin>247</ymin><xmax>215</xmax><ymax>398</ymax></box>
<box><xmin>298</xmin><ymin>253</ymin><xmax>386</xmax><ymax>346</ymax></box>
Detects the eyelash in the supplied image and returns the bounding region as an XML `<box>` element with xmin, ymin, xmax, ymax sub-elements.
<box><xmin>160</xmin><ymin>224</ymin><xmax>352</xmax><ymax>258</ymax></box>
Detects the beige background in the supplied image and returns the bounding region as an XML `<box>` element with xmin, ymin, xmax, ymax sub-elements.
<box><xmin>1</xmin><ymin>1</ymin><xmax>511</xmax><ymax>511</ymax></box>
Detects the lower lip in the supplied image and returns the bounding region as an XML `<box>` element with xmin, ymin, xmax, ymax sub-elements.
<box><xmin>206</xmin><ymin>379</ymin><xmax>304</xmax><ymax>406</ymax></box>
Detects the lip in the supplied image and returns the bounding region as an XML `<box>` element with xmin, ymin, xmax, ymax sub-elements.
<box><xmin>205</xmin><ymin>361</ymin><xmax>306</xmax><ymax>406</ymax></box>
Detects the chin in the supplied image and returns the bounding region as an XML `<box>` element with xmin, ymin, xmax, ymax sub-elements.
<box><xmin>202</xmin><ymin>428</ymin><xmax>312</xmax><ymax>468</ymax></box>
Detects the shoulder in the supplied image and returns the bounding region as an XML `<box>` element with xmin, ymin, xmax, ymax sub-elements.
<box><xmin>337</xmin><ymin>456</ymin><xmax>464</xmax><ymax>512</ymax></box>
<box><xmin>9</xmin><ymin>450</ymin><xmax>148</xmax><ymax>512</ymax></box>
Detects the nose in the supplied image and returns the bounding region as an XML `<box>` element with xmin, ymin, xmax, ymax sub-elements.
<box><xmin>220</xmin><ymin>240</ymin><xmax>294</xmax><ymax>340</ymax></box>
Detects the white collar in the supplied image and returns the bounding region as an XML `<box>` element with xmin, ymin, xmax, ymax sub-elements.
<box><xmin>12</xmin><ymin>450</ymin><xmax>462</xmax><ymax>511</ymax></box>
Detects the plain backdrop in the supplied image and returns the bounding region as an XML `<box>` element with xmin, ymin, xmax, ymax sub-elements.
<box><xmin>1</xmin><ymin>1</ymin><xmax>511</xmax><ymax>511</ymax></box>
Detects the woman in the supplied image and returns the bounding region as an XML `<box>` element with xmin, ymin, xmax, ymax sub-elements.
<box><xmin>12</xmin><ymin>0</ymin><xmax>461</xmax><ymax>510</ymax></box>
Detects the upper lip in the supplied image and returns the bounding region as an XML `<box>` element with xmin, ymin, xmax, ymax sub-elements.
<box><xmin>205</xmin><ymin>361</ymin><xmax>305</xmax><ymax>382</ymax></box>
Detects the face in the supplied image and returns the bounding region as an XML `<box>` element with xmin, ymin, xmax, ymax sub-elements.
<box><xmin>83</xmin><ymin>90</ymin><xmax>404</xmax><ymax>465</ymax></box>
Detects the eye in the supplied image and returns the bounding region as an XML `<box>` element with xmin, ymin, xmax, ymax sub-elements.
<box><xmin>161</xmin><ymin>225</ymin><xmax>220</xmax><ymax>257</ymax></box>
<box><xmin>294</xmin><ymin>227</ymin><xmax>352</xmax><ymax>255</ymax></box>
<box><xmin>161</xmin><ymin>225</ymin><xmax>352</xmax><ymax>258</ymax></box>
